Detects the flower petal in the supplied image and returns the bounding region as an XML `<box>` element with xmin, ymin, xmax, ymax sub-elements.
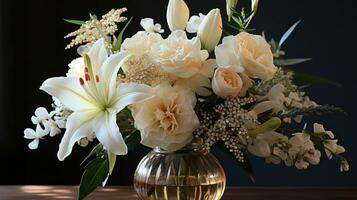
<box><xmin>34</xmin><ymin>107</ymin><xmax>50</xmax><ymax>120</ymax></box>
<box><xmin>57</xmin><ymin>110</ymin><xmax>97</xmax><ymax>161</ymax></box>
<box><xmin>40</xmin><ymin>77</ymin><xmax>97</xmax><ymax>112</ymax></box>
<box><xmin>112</xmin><ymin>83</ymin><xmax>154</xmax><ymax>112</ymax></box>
<box><xmin>93</xmin><ymin>112</ymin><xmax>128</xmax><ymax>155</ymax></box>
<box><xmin>28</xmin><ymin>139</ymin><xmax>40</xmax><ymax>150</ymax></box>
<box><xmin>24</xmin><ymin>128</ymin><xmax>36</xmax><ymax>139</ymax></box>
<box><xmin>100</xmin><ymin>51</ymin><xmax>131</xmax><ymax>102</ymax></box>
<box><xmin>140</xmin><ymin>18</ymin><xmax>154</xmax><ymax>31</ymax></box>
<box><xmin>88</xmin><ymin>38</ymin><xmax>108</xmax><ymax>73</ymax></box>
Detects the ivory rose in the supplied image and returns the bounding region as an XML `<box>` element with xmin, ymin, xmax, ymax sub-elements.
<box><xmin>212</xmin><ymin>67</ymin><xmax>252</xmax><ymax>98</ymax></box>
<box><xmin>215</xmin><ymin>32</ymin><xmax>277</xmax><ymax>80</ymax></box>
<box><xmin>130</xmin><ymin>83</ymin><xmax>199</xmax><ymax>151</ymax></box>
<box><xmin>149</xmin><ymin>30</ymin><xmax>214</xmax><ymax>96</ymax></box>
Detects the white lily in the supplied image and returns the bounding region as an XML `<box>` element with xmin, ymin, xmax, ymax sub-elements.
<box><xmin>40</xmin><ymin>39</ymin><xmax>154</xmax><ymax>161</ymax></box>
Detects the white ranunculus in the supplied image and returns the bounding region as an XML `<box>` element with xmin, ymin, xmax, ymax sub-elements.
<box><xmin>212</xmin><ymin>67</ymin><xmax>243</xmax><ymax>98</ymax></box>
<box><xmin>130</xmin><ymin>83</ymin><xmax>199</xmax><ymax>151</ymax></box>
<box><xmin>215</xmin><ymin>32</ymin><xmax>277</xmax><ymax>80</ymax></box>
<box><xmin>149</xmin><ymin>30</ymin><xmax>214</xmax><ymax>96</ymax></box>
<box><xmin>197</xmin><ymin>8</ymin><xmax>222</xmax><ymax>52</ymax></box>
<box><xmin>166</xmin><ymin>0</ymin><xmax>190</xmax><ymax>31</ymax></box>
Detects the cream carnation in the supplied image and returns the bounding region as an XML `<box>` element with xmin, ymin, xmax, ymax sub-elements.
<box><xmin>130</xmin><ymin>83</ymin><xmax>199</xmax><ymax>151</ymax></box>
<box><xmin>215</xmin><ymin>32</ymin><xmax>277</xmax><ymax>80</ymax></box>
<box><xmin>121</xmin><ymin>31</ymin><xmax>163</xmax><ymax>56</ymax></box>
<box><xmin>149</xmin><ymin>30</ymin><xmax>214</xmax><ymax>96</ymax></box>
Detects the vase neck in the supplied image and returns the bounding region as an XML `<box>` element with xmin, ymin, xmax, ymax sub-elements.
<box><xmin>154</xmin><ymin>138</ymin><xmax>203</xmax><ymax>153</ymax></box>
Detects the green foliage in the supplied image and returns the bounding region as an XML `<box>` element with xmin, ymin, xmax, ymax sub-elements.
<box><xmin>112</xmin><ymin>17</ymin><xmax>133</xmax><ymax>52</ymax></box>
<box><xmin>293</xmin><ymin>72</ymin><xmax>342</xmax><ymax>87</ymax></box>
<box><xmin>275</xmin><ymin>105</ymin><xmax>345</xmax><ymax>119</ymax></box>
<box><xmin>269</xmin><ymin>20</ymin><xmax>301</xmax><ymax>58</ymax></box>
<box><xmin>63</xmin><ymin>19</ymin><xmax>85</xmax><ymax>26</ymax></box>
<box><xmin>79</xmin><ymin>155</ymin><xmax>109</xmax><ymax>200</ymax></box>
<box><xmin>249</xmin><ymin>117</ymin><xmax>282</xmax><ymax>138</ymax></box>
<box><xmin>249</xmin><ymin>68</ymin><xmax>298</xmax><ymax>95</ymax></box>
<box><xmin>226</xmin><ymin>8</ymin><xmax>255</xmax><ymax>33</ymax></box>
<box><xmin>279</xmin><ymin>20</ymin><xmax>301</xmax><ymax>46</ymax></box>
<box><xmin>80</xmin><ymin>144</ymin><xmax>103</xmax><ymax>166</ymax></box>
<box><xmin>274</xmin><ymin>58</ymin><xmax>311</xmax><ymax>66</ymax></box>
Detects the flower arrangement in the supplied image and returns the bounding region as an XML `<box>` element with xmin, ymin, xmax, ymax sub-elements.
<box><xmin>25</xmin><ymin>0</ymin><xmax>349</xmax><ymax>199</ymax></box>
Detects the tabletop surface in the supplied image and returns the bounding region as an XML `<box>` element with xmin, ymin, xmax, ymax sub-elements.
<box><xmin>0</xmin><ymin>186</ymin><xmax>356</xmax><ymax>200</ymax></box>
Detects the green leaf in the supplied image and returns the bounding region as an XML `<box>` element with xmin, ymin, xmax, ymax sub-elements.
<box><xmin>63</xmin><ymin>19</ymin><xmax>85</xmax><ymax>26</ymax></box>
<box><xmin>215</xmin><ymin>142</ymin><xmax>255</xmax><ymax>182</ymax></box>
<box><xmin>279</xmin><ymin>20</ymin><xmax>301</xmax><ymax>46</ymax></box>
<box><xmin>81</xmin><ymin>143</ymin><xmax>103</xmax><ymax>166</ymax></box>
<box><xmin>124</xmin><ymin>130</ymin><xmax>141</xmax><ymax>151</ymax></box>
<box><xmin>293</xmin><ymin>72</ymin><xmax>342</xmax><ymax>87</ymax></box>
<box><xmin>79</xmin><ymin>156</ymin><xmax>109</xmax><ymax>200</ymax></box>
<box><xmin>274</xmin><ymin>58</ymin><xmax>311</xmax><ymax>66</ymax></box>
<box><xmin>274</xmin><ymin>105</ymin><xmax>346</xmax><ymax>119</ymax></box>
<box><xmin>112</xmin><ymin>17</ymin><xmax>133</xmax><ymax>52</ymax></box>
<box><xmin>248</xmin><ymin>117</ymin><xmax>281</xmax><ymax>138</ymax></box>
<box><xmin>89</xmin><ymin>13</ymin><xmax>98</xmax><ymax>20</ymax></box>
<box><xmin>107</xmin><ymin>151</ymin><xmax>117</xmax><ymax>175</ymax></box>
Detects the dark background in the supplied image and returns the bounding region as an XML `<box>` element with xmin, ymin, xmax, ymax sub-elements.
<box><xmin>0</xmin><ymin>0</ymin><xmax>356</xmax><ymax>186</ymax></box>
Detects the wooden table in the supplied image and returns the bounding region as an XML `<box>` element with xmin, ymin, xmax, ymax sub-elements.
<box><xmin>0</xmin><ymin>186</ymin><xmax>356</xmax><ymax>200</ymax></box>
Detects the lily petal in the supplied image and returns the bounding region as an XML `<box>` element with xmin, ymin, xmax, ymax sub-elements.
<box><xmin>88</xmin><ymin>38</ymin><xmax>108</xmax><ymax>73</ymax></box>
<box><xmin>112</xmin><ymin>83</ymin><xmax>154</xmax><ymax>112</ymax></box>
<box><xmin>40</xmin><ymin>77</ymin><xmax>98</xmax><ymax>112</ymax></box>
<box><xmin>93</xmin><ymin>112</ymin><xmax>128</xmax><ymax>155</ymax></box>
<box><xmin>57</xmin><ymin>110</ymin><xmax>97</xmax><ymax>161</ymax></box>
<box><xmin>100</xmin><ymin>51</ymin><xmax>131</xmax><ymax>102</ymax></box>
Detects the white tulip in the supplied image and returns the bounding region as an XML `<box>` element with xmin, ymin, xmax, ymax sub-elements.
<box><xmin>197</xmin><ymin>8</ymin><xmax>222</xmax><ymax>52</ymax></box>
<box><xmin>166</xmin><ymin>0</ymin><xmax>190</xmax><ymax>31</ymax></box>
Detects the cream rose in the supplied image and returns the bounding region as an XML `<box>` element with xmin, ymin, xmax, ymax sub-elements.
<box><xmin>130</xmin><ymin>83</ymin><xmax>199</xmax><ymax>151</ymax></box>
<box><xmin>212</xmin><ymin>67</ymin><xmax>252</xmax><ymax>98</ymax></box>
<box><xmin>149</xmin><ymin>30</ymin><xmax>214</xmax><ymax>96</ymax></box>
<box><xmin>215</xmin><ymin>32</ymin><xmax>277</xmax><ymax>80</ymax></box>
<box><xmin>212</xmin><ymin>67</ymin><xmax>242</xmax><ymax>98</ymax></box>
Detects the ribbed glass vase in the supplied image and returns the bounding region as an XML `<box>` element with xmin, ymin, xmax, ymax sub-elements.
<box><xmin>133</xmin><ymin>138</ymin><xmax>226</xmax><ymax>200</ymax></box>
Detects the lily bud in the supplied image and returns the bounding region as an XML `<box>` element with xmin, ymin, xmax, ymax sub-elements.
<box><xmin>166</xmin><ymin>0</ymin><xmax>190</xmax><ymax>31</ymax></box>
<box><xmin>197</xmin><ymin>8</ymin><xmax>222</xmax><ymax>52</ymax></box>
<box><xmin>251</xmin><ymin>0</ymin><xmax>259</xmax><ymax>14</ymax></box>
<box><xmin>226</xmin><ymin>0</ymin><xmax>238</xmax><ymax>21</ymax></box>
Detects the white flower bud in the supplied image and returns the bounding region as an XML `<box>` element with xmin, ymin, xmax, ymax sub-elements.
<box><xmin>166</xmin><ymin>0</ymin><xmax>190</xmax><ymax>31</ymax></box>
<box><xmin>251</xmin><ymin>0</ymin><xmax>259</xmax><ymax>13</ymax></box>
<box><xmin>226</xmin><ymin>0</ymin><xmax>238</xmax><ymax>21</ymax></box>
<box><xmin>197</xmin><ymin>8</ymin><xmax>222</xmax><ymax>52</ymax></box>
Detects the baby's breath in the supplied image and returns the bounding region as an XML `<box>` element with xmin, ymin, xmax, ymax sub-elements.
<box><xmin>64</xmin><ymin>8</ymin><xmax>128</xmax><ymax>49</ymax></box>
<box><xmin>194</xmin><ymin>97</ymin><xmax>258</xmax><ymax>162</ymax></box>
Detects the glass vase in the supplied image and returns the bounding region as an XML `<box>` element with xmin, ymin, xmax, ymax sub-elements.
<box><xmin>133</xmin><ymin>138</ymin><xmax>226</xmax><ymax>200</ymax></box>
